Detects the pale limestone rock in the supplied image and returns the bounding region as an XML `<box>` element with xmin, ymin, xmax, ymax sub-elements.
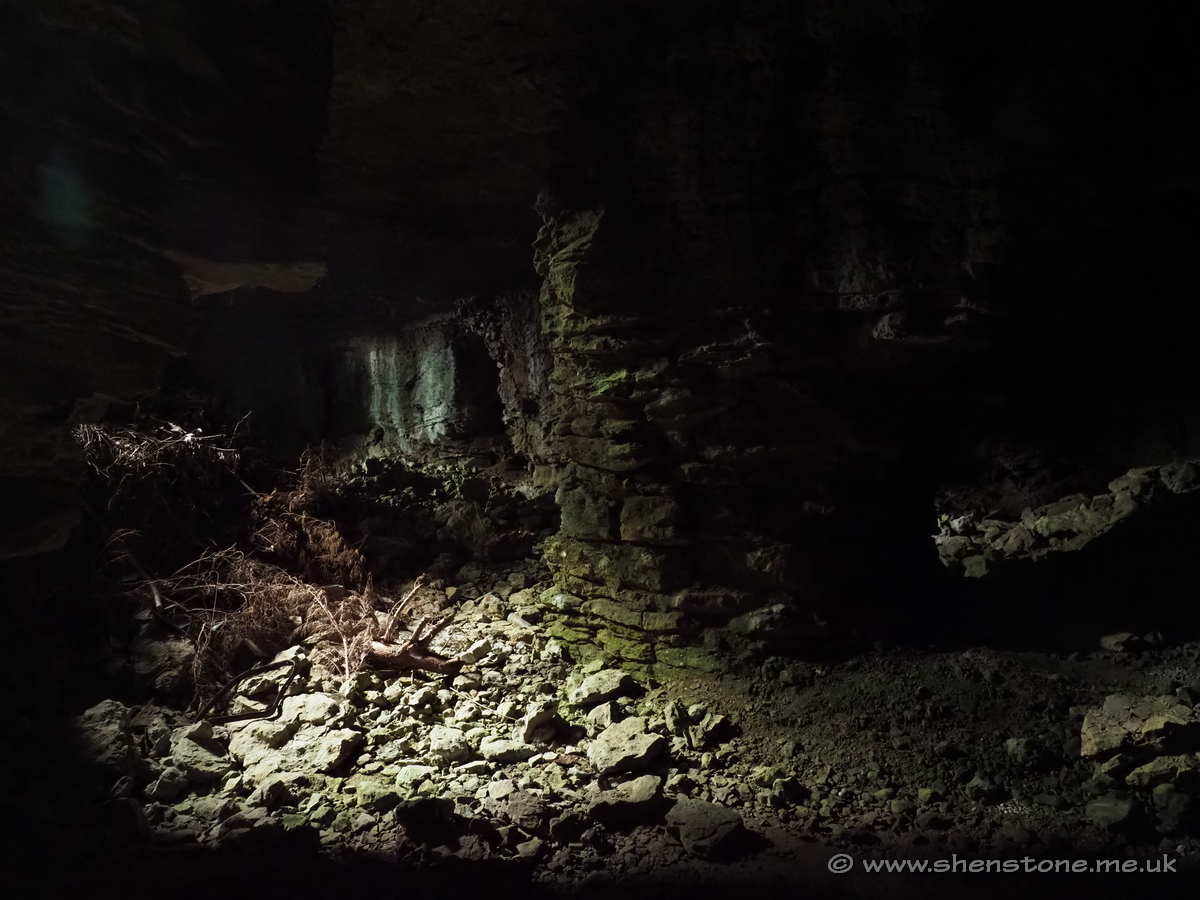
<box><xmin>587</xmin><ymin>716</ymin><xmax>667</xmax><ymax>776</ymax></box>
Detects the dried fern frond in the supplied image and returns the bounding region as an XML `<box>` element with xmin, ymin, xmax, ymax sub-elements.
<box><xmin>73</xmin><ymin>420</ymin><xmax>240</xmax><ymax>478</ymax></box>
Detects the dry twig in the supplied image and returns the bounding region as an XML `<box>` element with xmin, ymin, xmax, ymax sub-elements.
<box><xmin>380</xmin><ymin>575</ymin><xmax>429</xmax><ymax>643</ymax></box>
<box><xmin>310</xmin><ymin>587</ymin><xmax>373</xmax><ymax>680</ymax></box>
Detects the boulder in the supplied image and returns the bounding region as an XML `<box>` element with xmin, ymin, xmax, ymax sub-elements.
<box><xmin>666</xmin><ymin>798</ymin><xmax>745</xmax><ymax>858</ymax></box>
<box><xmin>170</xmin><ymin>722</ymin><xmax>234</xmax><ymax>782</ymax></box>
<box><xmin>516</xmin><ymin>836</ymin><xmax>546</xmax><ymax>858</ymax></box>
<box><xmin>1159</xmin><ymin>462</ymin><xmax>1199</xmax><ymax>494</ymax></box>
<box><xmin>515</xmin><ymin>700</ymin><xmax>559</xmax><ymax>744</ymax></box>
<box><xmin>392</xmin><ymin>797</ymin><xmax>464</xmax><ymax>846</ymax></box>
<box><xmin>587</xmin><ymin>716</ymin><xmax>668</xmax><ymax>776</ymax></box>
<box><xmin>1080</xmin><ymin>694</ymin><xmax>1200</xmax><ymax>757</ymax></box>
<box><xmin>1003</xmin><ymin>737</ymin><xmax>1045</xmax><ymax>768</ymax></box>
<box><xmin>145</xmin><ymin>766</ymin><xmax>189</xmax><ymax>800</ymax></box>
<box><xmin>74</xmin><ymin>700</ymin><xmax>134</xmax><ymax>772</ymax></box>
<box><xmin>310</xmin><ymin>728</ymin><xmax>363</xmax><ymax>773</ymax></box>
<box><xmin>569</xmin><ymin>669</ymin><xmax>637</xmax><ymax>709</ymax></box>
<box><xmin>1099</xmin><ymin>632</ymin><xmax>1142</xmax><ymax>653</ymax></box>
<box><xmin>246</xmin><ymin>773</ymin><xmax>297</xmax><ymax>809</ymax></box>
<box><xmin>228</xmin><ymin>714</ymin><xmax>360</xmax><ymax>782</ymax></box>
<box><xmin>479</xmin><ymin>737</ymin><xmax>537</xmax><ymax>763</ymax></box>
<box><xmin>130</xmin><ymin>635</ymin><xmax>195</xmax><ymax>692</ymax></box>
<box><xmin>1152</xmin><ymin>784</ymin><xmax>1194</xmax><ymax>835</ymax></box>
<box><xmin>549</xmin><ymin>810</ymin><xmax>585</xmax><ymax>842</ymax></box>
<box><xmin>397</xmin><ymin>764</ymin><xmax>437</xmax><ymax>795</ymax></box>
<box><xmin>587</xmin><ymin>775</ymin><xmax>665</xmax><ymax>826</ymax></box>
<box><xmin>428</xmin><ymin>726</ymin><xmax>471</xmax><ymax>765</ymax></box>
<box><xmin>281</xmin><ymin>692</ymin><xmax>350</xmax><ymax>726</ymax></box>
<box><xmin>586</xmin><ymin>701</ymin><xmax>621</xmax><ymax>736</ymax></box>
<box><xmin>488</xmin><ymin>779</ymin><xmax>516</xmax><ymax>800</ymax></box>
<box><xmin>459</xmin><ymin>638</ymin><xmax>493</xmax><ymax>664</ymax></box>
<box><xmin>226</xmin><ymin>719</ymin><xmax>301</xmax><ymax>779</ymax></box>
<box><xmin>352</xmin><ymin>778</ymin><xmax>401</xmax><ymax>813</ymax></box>
<box><xmin>1085</xmin><ymin>792</ymin><xmax>1138</xmax><ymax>830</ymax></box>
<box><xmin>1125</xmin><ymin>755</ymin><xmax>1200</xmax><ymax>790</ymax></box>
<box><xmin>507</xmin><ymin>790</ymin><xmax>550</xmax><ymax>833</ymax></box>
<box><xmin>192</xmin><ymin>796</ymin><xmax>238</xmax><ymax>822</ymax></box>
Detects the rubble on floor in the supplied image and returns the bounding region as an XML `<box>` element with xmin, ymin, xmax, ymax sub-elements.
<box><xmin>67</xmin><ymin>557</ymin><xmax>1200</xmax><ymax>887</ymax></box>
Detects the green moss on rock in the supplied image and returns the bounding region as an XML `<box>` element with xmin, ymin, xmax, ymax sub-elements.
<box><xmin>642</xmin><ymin>611</ymin><xmax>684</xmax><ymax>632</ymax></box>
<box><xmin>596</xmin><ymin>628</ymin><xmax>654</xmax><ymax>663</ymax></box>
<box><xmin>583</xmin><ymin>597</ymin><xmax>644</xmax><ymax>629</ymax></box>
<box><xmin>546</xmin><ymin>621</ymin><xmax>596</xmax><ymax>644</ymax></box>
<box><xmin>655</xmin><ymin>646</ymin><xmax>726</xmax><ymax>674</ymax></box>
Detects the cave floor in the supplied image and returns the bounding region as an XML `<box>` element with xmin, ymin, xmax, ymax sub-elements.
<box><xmin>13</xmin><ymin>555</ymin><xmax>1200</xmax><ymax>900</ymax></box>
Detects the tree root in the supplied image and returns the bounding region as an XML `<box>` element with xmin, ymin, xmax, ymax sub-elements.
<box><xmin>365</xmin><ymin>612</ymin><xmax>462</xmax><ymax>675</ymax></box>
<box><xmin>365</xmin><ymin>642</ymin><xmax>462</xmax><ymax>674</ymax></box>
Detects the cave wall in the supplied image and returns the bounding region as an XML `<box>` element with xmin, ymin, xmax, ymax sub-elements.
<box><xmin>481</xmin><ymin>1</ymin><xmax>1200</xmax><ymax>663</ymax></box>
<box><xmin>2</xmin><ymin>1</ymin><xmax>1199</xmax><ymax>656</ymax></box>
<box><xmin>0</xmin><ymin>0</ymin><xmax>331</xmax><ymax>557</ymax></box>
<box><xmin>324</xmin><ymin>318</ymin><xmax>506</xmax><ymax>454</ymax></box>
